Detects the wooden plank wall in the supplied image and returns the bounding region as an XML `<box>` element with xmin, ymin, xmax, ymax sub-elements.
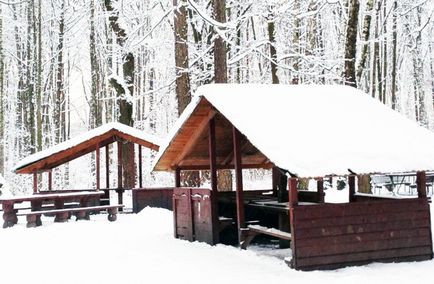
<box><xmin>290</xmin><ymin>198</ymin><xmax>433</xmax><ymax>270</ymax></box>
<box><xmin>132</xmin><ymin>188</ymin><xmax>174</xmax><ymax>213</ymax></box>
<box><xmin>173</xmin><ymin>188</ymin><xmax>215</xmax><ymax>244</ymax></box>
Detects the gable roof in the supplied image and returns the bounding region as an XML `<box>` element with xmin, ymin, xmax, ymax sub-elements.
<box><xmin>153</xmin><ymin>84</ymin><xmax>434</xmax><ymax>178</ymax></box>
<box><xmin>14</xmin><ymin>122</ymin><xmax>161</xmax><ymax>174</ymax></box>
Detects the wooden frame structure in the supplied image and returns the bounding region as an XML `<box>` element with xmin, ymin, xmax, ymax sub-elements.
<box><xmin>153</xmin><ymin>95</ymin><xmax>434</xmax><ymax>270</ymax></box>
<box><xmin>14</xmin><ymin>123</ymin><xmax>160</xmax><ymax>195</ymax></box>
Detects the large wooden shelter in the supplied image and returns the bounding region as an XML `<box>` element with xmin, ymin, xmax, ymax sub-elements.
<box><xmin>153</xmin><ymin>84</ymin><xmax>434</xmax><ymax>270</ymax></box>
<box><xmin>14</xmin><ymin>122</ymin><xmax>161</xmax><ymax>198</ymax></box>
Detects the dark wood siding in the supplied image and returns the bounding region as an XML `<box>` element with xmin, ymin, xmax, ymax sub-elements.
<box><xmin>173</xmin><ymin>188</ymin><xmax>216</xmax><ymax>244</ymax></box>
<box><xmin>132</xmin><ymin>188</ymin><xmax>174</xmax><ymax>213</ymax></box>
<box><xmin>290</xmin><ymin>198</ymin><xmax>433</xmax><ymax>270</ymax></box>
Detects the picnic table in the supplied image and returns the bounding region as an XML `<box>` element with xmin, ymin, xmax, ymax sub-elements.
<box><xmin>0</xmin><ymin>191</ymin><xmax>122</xmax><ymax>228</ymax></box>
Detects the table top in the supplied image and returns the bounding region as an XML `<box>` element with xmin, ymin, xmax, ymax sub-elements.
<box><xmin>0</xmin><ymin>191</ymin><xmax>104</xmax><ymax>203</ymax></box>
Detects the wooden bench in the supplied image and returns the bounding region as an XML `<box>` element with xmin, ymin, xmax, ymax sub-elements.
<box><xmin>16</xmin><ymin>205</ymin><xmax>124</xmax><ymax>228</ymax></box>
<box><xmin>241</xmin><ymin>224</ymin><xmax>291</xmax><ymax>249</ymax></box>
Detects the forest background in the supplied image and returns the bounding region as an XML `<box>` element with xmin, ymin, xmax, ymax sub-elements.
<box><xmin>0</xmin><ymin>0</ymin><xmax>432</xmax><ymax>194</ymax></box>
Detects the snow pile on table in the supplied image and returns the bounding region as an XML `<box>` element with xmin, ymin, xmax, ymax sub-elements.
<box><xmin>0</xmin><ymin>206</ymin><xmax>433</xmax><ymax>284</ymax></box>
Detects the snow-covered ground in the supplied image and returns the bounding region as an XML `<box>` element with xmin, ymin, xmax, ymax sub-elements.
<box><xmin>1</xmin><ymin>204</ymin><xmax>433</xmax><ymax>284</ymax></box>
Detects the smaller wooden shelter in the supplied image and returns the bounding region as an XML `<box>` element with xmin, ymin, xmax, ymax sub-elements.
<box><xmin>153</xmin><ymin>84</ymin><xmax>434</xmax><ymax>270</ymax></box>
<box><xmin>14</xmin><ymin>122</ymin><xmax>161</xmax><ymax>198</ymax></box>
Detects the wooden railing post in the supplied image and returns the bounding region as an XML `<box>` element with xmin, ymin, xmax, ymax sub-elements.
<box><xmin>288</xmin><ymin>178</ymin><xmax>298</xmax><ymax>208</ymax></box>
<box><xmin>416</xmin><ymin>171</ymin><xmax>427</xmax><ymax>198</ymax></box>
<box><xmin>317</xmin><ymin>178</ymin><xmax>324</xmax><ymax>203</ymax></box>
<box><xmin>175</xmin><ymin>168</ymin><xmax>181</xmax><ymax>188</ymax></box>
<box><xmin>33</xmin><ymin>172</ymin><xmax>38</xmax><ymax>194</ymax></box>
<box><xmin>348</xmin><ymin>175</ymin><xmax>356</xmax><ymax>202</ymax></box>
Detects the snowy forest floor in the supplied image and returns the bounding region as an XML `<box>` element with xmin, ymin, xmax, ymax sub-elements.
<box><xmin>0</xmin><ymin>203</ymin><xmax>433</xmax><ymax>284</ymax></box>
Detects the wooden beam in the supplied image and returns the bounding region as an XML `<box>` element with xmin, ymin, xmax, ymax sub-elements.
<box><xmin>348</xmin><ymin>175</ymin><xmax>356</xmax><ymax>202</ymax></box>
<box><xmin>174</xmin><ymin>162</ymin><xmax>275</xmax><ymax>171</ymax></box>
<box><xmin>175</xmin><ymin>168</ymin><xmax>181</xmax><ymax>187</ymax></box>
<box><xmin>105</xmin><ymin>145</ymin><xmax>110</xmax><ymax>188</ymax></box>
<box><xmin>208</xmin><ymin>117</ymin><xmax>219</xmax><ymax>244</ymax></box>
<box><xmin>138</xmin><ymin>145</ymin><xmax>143</xmax><ymax>188</ymax></box>
<box><xmin>171</xmin><ymin>110</ymin><xmax>216</xmax><ymax>168</ymax></box>
<box><xmin>33</xmin><ymin>172</ymin><xmax>38</xmax><ymax>193</ymax></box>
<box><xmin>208</xmin><ymin>118</ymin><xmax>217</xmax><ymax>192</ymax></box>
<box><xmin>48</xmin><ymin>170</ymin><xmax>52</xmax><ymax>191</ymax></box>
<box><xmin>288</xmin><ymin>178</ymin><xmax>298</xmax><ymax>208</ymax></box>
<box><xmin>117</xmin><ymin>141</ymin><xmax>123</xmax><ymax>189</ymax></box>
<box><xmin>416</xmin><ymin>171</ymin><xmax>427</xmax><ymax>198</ymax></box>
<box><xmin>233</xmin><ymin>127</ymin><xmax>245</xmax><ymax>246</ymax></box>
<box><xmin>221</xmin><ymin>140</ymin><xmax>249</xmax><ymax>165</ymax></box>
<box><xmin>96</xmin><ymin>143</ymin><xmax>100</xmax><ymax>191</ymax></box>
<box><xmin>114</xmin><ymin>131</ymin><xmax>160</xmax><ymax>151</ymax></box>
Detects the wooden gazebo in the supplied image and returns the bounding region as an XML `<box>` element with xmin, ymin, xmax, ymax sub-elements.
<box><xmin>14</xmin><ymin>122</ymin><xmax>161</xmax><ymax>203</ymax></box>
<box><xmin>153</xmin><ymin>84</ymin><xmax>434</xmax><ymax>270</ymax></box>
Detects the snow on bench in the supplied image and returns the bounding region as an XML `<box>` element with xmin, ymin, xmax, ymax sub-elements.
<box><xmin>247</xmin><ymin>225</ymin><xmax>292</xmax><ymax>240</ymax></box>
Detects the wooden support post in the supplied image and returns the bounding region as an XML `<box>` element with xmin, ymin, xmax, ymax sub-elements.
<box><xmin>117</xmin><ymin>141</ymin><xmax>123</xmax><ymax>207</ymax></box>
<box><xmin>317</xmin><ymin>178</ymin><xmax>324</xmax><ymax>203</ymax></box>
<box><xmin>272</xmin><ymin>167</ymin><xmax>278</xmax><ymax>196</ymax></box>
<box><xmin>138</xmin><ymin>145</ymin><xmax>143</xmax><ymax>188</ymax></box>
<box><xmin>208</xmin><ymin>117</ymin><xmax>219</xmax><ymax>244</ymax></box>
<box><xmin>105</xmin><ymin>145</ymin><xmax>110</xmax><ymax>188</ymax></box>
<box><xmin>233</xmin><ymin>127</ymin><xmax>245</xmax><ymax>246</ymax></box>
<box><xmin>117</xmin><ymin>141</ymin><xmax>123</xmax><ymax>189</ymax></box>
<box><xmin>175</xmin><ymin>168</ymin><xmax>181</xmax><ymax>187</ymax></box>
<box><xmin>33</xmin><ymin>172</ymin><xmax>38</xmax><ymax>193</ymax></box>
<box><xmin>96</xmin><ymin>143</ymin><xmax>100</xmax><ymax>191</ymax></box>
<box><xmin>48</xmin><ymin>170</ymin><xmax>52</xmax><ymax>191</ymax></box>
<box><xmin>288</xmin><ymin>178</ymin><xmax>298</xmax><ymax>208</ymax></box>
<box><xmin>348</xmin><ymin>175</ymin><xmax>356</xmax><ymax>202</ymax></box>
<box><xmin>416</xmin><ymin>171</ymin><xmax>427</xmax><ymax>198</ymax></box>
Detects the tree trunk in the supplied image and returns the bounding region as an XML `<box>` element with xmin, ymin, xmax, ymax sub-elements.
<box><xmin>0</xmin><ymin>6</ymin><xmax>3</xmax><ymax>174</ymax></box>
<box><xmin>344</xmin><ymin>0</ymin><xmax>360</xmax><ymax>86</ymax></box>
<box><xmin>174</xmin><ymin>0</ymin><xmax>191</xmax><ymax>115</ymax></box>
<box><xmin>356</xmin><ymin>0</ymin><xmax>374</xmax><ymax>83</ymax></box>
<box><xmin>105</xmin><ymin>0</ymin><xmax>136</xmax><ymax>189</ymax></box>
<box><xmin>390</xmin><ymin>0</ymin><xmax>398</xmax><ymax>110</ymax></box>
<box><xmin>212</xmin><ymin>0</ymin><xmax>232</xmax><ymax>191</ymax></box>
<box><xmin>268</xmin><ymin>19</ymin><xmax>279</xmax><ymax>84</ymax></box>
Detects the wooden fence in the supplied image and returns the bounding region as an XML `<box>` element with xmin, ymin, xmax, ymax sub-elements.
<box><xmin>290</xmin><ymin>197</ymin><xmax>433</xmax><ymax>270</ymax></box>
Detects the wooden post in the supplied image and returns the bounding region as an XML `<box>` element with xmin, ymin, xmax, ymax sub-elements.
<box><xmin>33</xmin><ymin>172</ymin><xmax>38</xmax><ymax>193</ymax></box>
<box><xmin>96</xmin><ymin>143</ymin><xmax>100</xmax><ymax>191</ymax></box>
<box><xmin>272</xmin><ymin>167</ymin><xmax>278</xmax><ymax>195</ymax></box>
<box><xmin>416</xmin><ymin>171</ymin><xmax>427</xmax><ymax>198</ymax></box>
<box><xmin>208</xmin><ymin>118</ymin><xmax>219</xmax><ymax>244</ymax></box>
<box><xmin>175</xmin><ymin>168</ymin><xmax>181</xmax><ymax>187</ymax></box>
<box><xmin>138</xmin><ymin>144</ymin><xmax>143</xmax><ymax>188</ymax></box>
<box><xmin>48</xmin><ymin>170</ymin><xmax>52</xmax><ymax>191</ymax></box>
<box><xmin>348</xmin><ymin>175</ymin><xmax>356</xmax><ymax>202</ymax></box>
<box><xmin>233</xmin><ymin>127</ymin><xmax>245</xmax><ymax>246</ymax></box>
<box><xmin>117</xmin><ymin>141</ymin><xmax>123</xmax><ymax>206</ymax></box>
<box><xmin>288</xmin><ymin>178</ymin><xmax>298</xmax><ymax>208</ymax></box>
<box><xmin>317</xmin><ymin>178</ymin><xmax>324</xmax><ymax>203</ymax></box>
<box><xmin>105</xmin><ymin>145</ymin><xmax>110</xmax><ymax>188</ymax></box>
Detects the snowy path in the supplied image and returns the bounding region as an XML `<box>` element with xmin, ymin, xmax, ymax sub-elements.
<box><xmin>0</xmin><ymin>207</ymin><xmax>433</xmax><ymax>284</ymax></box>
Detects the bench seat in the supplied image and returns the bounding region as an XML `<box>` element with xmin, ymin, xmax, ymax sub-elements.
<box><xmin>241</xmin><ymin>224</ymin><xmax>291</xmax><ymax>249</ymax></box>
<box><xmin>16</xmin><ymin>205</ymin><xmax>125</xmax><ymax>227</ymax></box>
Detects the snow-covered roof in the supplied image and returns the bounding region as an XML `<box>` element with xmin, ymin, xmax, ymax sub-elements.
<box><xmin>153</xmin><ymin>84</ymin><xmax>434</xmax><ymax>178</ymax></box>
<box><xmin>15</xmin><ymin>122</ymin><xmax>162</xmax><ymax>174</ymax></box>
